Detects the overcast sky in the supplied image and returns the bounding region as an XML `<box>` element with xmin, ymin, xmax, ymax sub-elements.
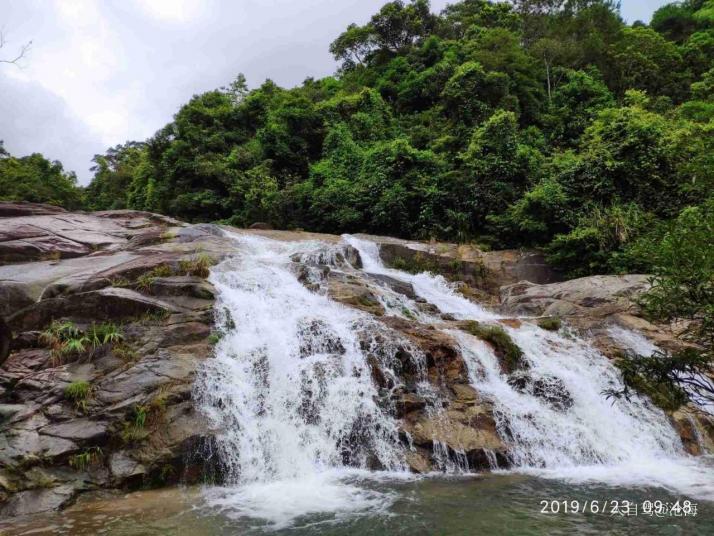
<box><xmin>1</xmin><ymin>0</ymin><xmax>670</xmax><ymax>184</ymax></box>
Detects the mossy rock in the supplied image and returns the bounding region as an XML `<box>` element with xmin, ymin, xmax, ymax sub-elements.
<box><xmin>537</xmin><ymin>316</ymin><xmax>562</xmax><ymax>331</ymax></box>
<box><xmin>459</xmin><ymin>320</ymin><xmax>525</xmax><ymax>374</ymax></box>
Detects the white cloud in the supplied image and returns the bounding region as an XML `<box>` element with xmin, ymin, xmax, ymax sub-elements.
<box><xmin>134</xmin><ymin>0</ymin><xmax>209</xmax><ymax>22</ymax></box>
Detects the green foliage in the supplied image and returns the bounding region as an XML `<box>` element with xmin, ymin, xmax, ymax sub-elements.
<box><xmin>639</xmin><ymin>198</ymin><xmax>714</xmax><ymax>349</ymax></box>
<box><xmin>41</xmin><ymin>321</ymin><xmax>124</xmax><ymax>363</ymax></box>
<box><xmin>87</xmin><ymin>322</ymin><xmax>124</xmax><ymax>346</ymax></box>
<box><xmin>0</xmin><ymin>147</ymin><xmax>83</xmax><ymax>209</ymax></box>
<box><xmin>546</xmin><ymin>203</ymin><xmax>654</xmax><ymax>277</ymax></box>
<box><xmin>135</xmin><ymin>264</ymin><xmax>174</xmax><ymax>292</ymax></box>
<box><xmin>608</xmin><ymin>197</ymin><xmax>714</xmax><ymax>409</ymax></box>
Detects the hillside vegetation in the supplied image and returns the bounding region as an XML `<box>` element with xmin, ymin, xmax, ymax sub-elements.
<box><xmin>3</xmin><ymin>0</ymin><xmax>713</xmax><ymax>284</ymax></box>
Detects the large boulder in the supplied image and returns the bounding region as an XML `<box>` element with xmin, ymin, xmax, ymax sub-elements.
<box><xmin>7</xmin><ymin>288</ymin><xmax>183</xmax><ymax>332</ymax></box>
<box><xmin>0</xmin><ymin>212</ymin><xmax>129</xmax><ymax>264</ymax></box>
<box><xmin>499</xmin><ymin>275</ymin><xmax>651</xmax><ymax>317</ymax></box>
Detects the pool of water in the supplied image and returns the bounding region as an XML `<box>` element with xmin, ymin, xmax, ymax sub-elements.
<box><xmin>2</xmin><ymin>473</ymin><xmax>711</xmax><ymax>535</ymax></box>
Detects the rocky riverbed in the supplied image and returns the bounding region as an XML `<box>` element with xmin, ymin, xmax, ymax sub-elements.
<box><xmin>1</xmin><ymin>202</ymin><xmax>712</xmax><ymax>518</ymax></box>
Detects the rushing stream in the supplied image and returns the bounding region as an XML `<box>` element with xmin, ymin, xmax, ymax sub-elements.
<box><xmin>7</xmin><ymin>232</ymin><xmax>711</xmax><ymax>534</ymax></box>
<box><xmin>195</xmin><ymin>232</ymin><xmax>714</xmax><ymax>530</ymax></box>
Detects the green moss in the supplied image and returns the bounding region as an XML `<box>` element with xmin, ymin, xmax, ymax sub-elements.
<box><xmin>537</xmin><ymin>317</ymin><xmax>562</xmax><ymax>331</ymax></box>
<box><xmin>390</xmin><ymin>253</ymin><xmax>441</xmax><ymax>275</ymax></box>
<box><xmin>207</xmin><ymin>332</ymin><xmax>222</xmax><ymax>345</ymax></box>
<box><xmin>460</xmin><ymin>320</ymin><xmax>525</xmax><ymax>373</ymax></box>
<box><xmin>390</xmin><ymin>252</ymin><xmax>486</xmax><ymax>285</ymax></box>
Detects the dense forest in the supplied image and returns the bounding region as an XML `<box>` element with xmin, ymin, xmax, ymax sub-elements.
<box><xmin>3</xmin><ymin>0</ymin><xmax>713</xmax><ymax>281</ymax></box>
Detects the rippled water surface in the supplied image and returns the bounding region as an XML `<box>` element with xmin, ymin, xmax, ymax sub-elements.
<box><xmin>2</xmin><ymin>473</ymin><xmax>712</xmax><ymax>536</ymax></box>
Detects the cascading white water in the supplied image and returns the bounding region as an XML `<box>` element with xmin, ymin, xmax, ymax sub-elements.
<box><xmin>194</xmin><ymin>233</ymin><xmax>418</xmax><ymax>528</ymax></box>
<box><xmin>197</xmin><ymin>231</ymin><xmax>714</xmax><ymax>528</ymax></box>
<box><xmin>346</xmin><ymin>235</ymin><xmax>714</xmax><ymax>500</ymax></box>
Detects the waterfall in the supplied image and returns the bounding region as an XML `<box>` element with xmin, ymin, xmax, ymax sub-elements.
<box><xmin>196</xmin><ymin>232</ymin><xmax>714</xmax><ymax>527</ymax></box>
<box><xmin>194</xmin><ymin>233</ymin><xmax>415</xmax><ymax>527</ymax></box>
<box><xmin>345</xmin><ymin>235</ymin><xmax>714</xmax><ymax>500</ymax></box>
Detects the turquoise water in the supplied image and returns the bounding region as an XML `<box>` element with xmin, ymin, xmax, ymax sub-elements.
<box><xmin>2</xmin><ymin>473</ymin><xmax>711</xmax><ymax>535</ymax></box>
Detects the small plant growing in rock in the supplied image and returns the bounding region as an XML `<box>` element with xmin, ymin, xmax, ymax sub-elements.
<box><xmin>110</xmin><ymin>276</ymin><xmax>131</xmax><ymax>288</ymax></box>
<box><xmin>135</xmin><ymin>264</ymin><xmax>173</xmax><ymax>292</ymax></box>
<box><xmin>537</xmin><ymin>317</ymin><xmax>562</xmax><ymax>331</ymax></box>
<box><xmin>113</xmin><ymin>343</ymin><xmax>138</xmax><ymax>362</ymax></box>
<box><xmin>133</xmin><ymin>405</ymin><xmax>148</xmax><ymax>428</ymax></box>
<box><xmin>64</xmin><ymin>380</ymin><xmax>92</xmax><ymax>412</ymax></box>
<box><xmin>69</xmin><ymin>446</ymin><xmax>102</xmax><ymax>471</ymax></box>
<box><xmin>137</xmin><ymin>309</ymin><xmax>170</xmax><ymax>324</ymax></box>
<box><xmin>41</xmin><ymin>321</ymin><xmax>88</xmax><ymax>363</ymax></box>
<box><xmin>88</xmin><ymin>322</ymin><xmax>124</xmax><ymax>346</ymax></box>
<box><xmin>179</xmin><ymin>254</ymin><xmax>213</xmax><ymax>278</ymax></box>
<box><xmin>121</xmin><ymin>405</ymin><xmax>150</xmax><ymax>444</ymax></box>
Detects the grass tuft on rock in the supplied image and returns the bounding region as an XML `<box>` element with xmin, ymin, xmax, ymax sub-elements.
<box><xmin>179</xmin><ymin>253</ymin><xmax>214</xmax><ymax>278</ymax></box>
<box><xmin>460</xmin><ymin>320</ymin><xmax>525</xmax><ymax>373</ymax></box>
<box><xmin>64</xmin><ymin>380</ymin><xmax>92</xmax><ymax>412</ymax></box>
<box><xmin>69</xmin><ymin>447</ymin><xmax>102</xmax><ymax>471</ymax></box>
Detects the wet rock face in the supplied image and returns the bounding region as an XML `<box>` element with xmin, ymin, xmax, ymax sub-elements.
<box><xmin>508</xmin><ymin>373</ymin><xmax>574</xmax><ymax>412</ymax></box>
<box><xmin>0</xmin><ymin>205</ymin><xmax>233</xmax><ymax>516</ymax></box>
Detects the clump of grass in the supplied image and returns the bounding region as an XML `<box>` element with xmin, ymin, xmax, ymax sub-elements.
<box><xmin>88</xmin><ymin>322</ymin><xmax>124</xmax><ymax>346</ymax></box>
<box><xmin>460</xmin><ymin>320</ymin><xmax>525</xmax><ymax>373</ymax></box>
<box><xmin>64</xmin><ymin>380</ymin><xmax>92</xmax><ymax>412</ymax></box>
<box><xmin>69</xmin><ymin>447</ymin><xmax>102</xmax><ymax>471</ymax></box>
<box><xmin>401</xmin><ymin>307</ymin><xmax>416</xmax><ymax>320</ymax></box>
<box><xmin>179</xmin><ymin>254</ymin><xmax>213</xmax><ymax>278</ymax></box>
<box><xmin>537</xmin><ymin>317</ymin><xmax>562</xmax><ymax>331</ymax></box>
<box><xmin>136</xmin><ymin>309</ymin><xmax>170</xmax><ymax>325</ymax></box>
<box><xmin>160</xmin><ymin>231</ymin><xmax>176</xmax><ymax>241</ymax></box>
<box><xmin>133</xmin><ymin>405</ymin><xmax>148</xmax><ymax>428</ymax></box>
<box><xmin>110</xmin><ymin>276</ymin><xmax>131</xmax><ymax>288</ymax></box>
<box><xmin>113</xmin><ymin>343</ymin><xmax>138</xmax><ymax>362</ymax></box>
<box><xmin>120</xmin><ymin>405</ymin><xmax>150</xmax><ymax>444</ymax></box>
<box><xmin>135</xmin><ymin>264</ymin><xmax>173</xmax><ymax>292</ymax></box>
<box><xmin>41</xmin><ymin>321</ymin><xmax>88</xmax><ymax>363</ymax></box>
<box><xmin>40</xmin><ymin>251</ymin><xmax>62</xmax><ymax>262</ymax></box>
<box><xmin>41</xmin><ymin>321</ymin><xmax>124</xmax><ymax>364</ymax></box>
